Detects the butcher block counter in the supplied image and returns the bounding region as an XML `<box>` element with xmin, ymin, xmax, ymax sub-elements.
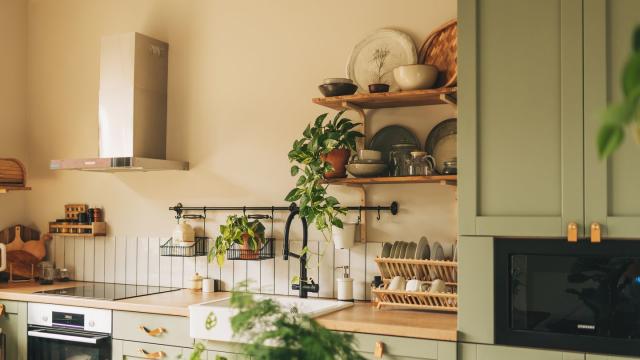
<box><xmin>0</xmin><ymin>282</ymin><xmax>457</xmax><ymax>341</ymax></box>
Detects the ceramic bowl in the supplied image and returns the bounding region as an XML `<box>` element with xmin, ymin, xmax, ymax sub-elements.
<box><xmin>322</xmin><ymin>78</ymin><xmax>353</xmax><ymax>85</ymax></box>
<box><xmin>393</xmin><ymin>64</ymin><xmax>438</xmax><ymax>91</ymax></box>
<box><xmin>318</xmin><ymin>83</ymin><xmax>358</xmax><ymax>97</ymax></box>
<box><xmin>346</xmin><ymin>163</ymin><xmax>387</xmax><ymax>177</ymax></box>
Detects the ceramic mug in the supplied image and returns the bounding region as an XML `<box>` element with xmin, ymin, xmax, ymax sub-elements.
<box><xmin>388</xmin><ymin>276</ymin><xmax>406</xmax><ymax>291</ymax></box>
<box><xmin>358</xmin><ymin>149</ymin><xmax>382</xmax><ymax>161</ymax></box>
<box><xmin>429</xmin><ymin>279</ymin><xmax>446</xmax><ymax>293</ymax></box>
<box><xmin>405</xmin><ymin>279</ymin><xmax>428</xmax><ymax>292</ymax></box>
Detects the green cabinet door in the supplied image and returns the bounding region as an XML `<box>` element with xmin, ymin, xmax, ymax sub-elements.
<box><xmin>476</xmin><ymin>345</ymin><xmax>582</xmax><ymax>360</ymax></box>
<box><xmin>458</xmin><ymin>0</ymin><xmax>585</xmax><ymax>237</ymax></box>
<box><xmin>587</xmin><ymin>355</ymin><xmax>640</xmax><ymax>360</ymax></box>
<box><xmin>0</xmin><ymin>301</ymin><xmax>27</xmax><ymax>360</ymax></box>
<box><xmin>584</xmin><ymin>0</ymin><xmax>640</xmax><ymax>239</ymax></box>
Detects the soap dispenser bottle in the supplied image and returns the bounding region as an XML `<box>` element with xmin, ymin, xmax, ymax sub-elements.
<box><xmin>336</xmin><ymin>265</ymin><xmax>354</xmax><ymax>302</ymax></box>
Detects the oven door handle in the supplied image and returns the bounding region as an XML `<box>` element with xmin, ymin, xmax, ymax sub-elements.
<box><xmin>27</xmin><ymin>329</ymin><xmax>109</xmax><ymax>344</ymax></box>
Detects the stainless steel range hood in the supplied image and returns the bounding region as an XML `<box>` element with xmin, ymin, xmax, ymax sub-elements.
<box><xmin>50</xmin><ymin>33</ymin><xmax>188</xmax><ymax>172</ymax></box>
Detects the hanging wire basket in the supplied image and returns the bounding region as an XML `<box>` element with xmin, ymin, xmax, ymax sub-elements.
<box><xmin>160</xmin><ymin>236</ymin><xmax>208</xmax><ymax>257</ymax></box>
<box><xmin>226</xmin><ymin>237</ymin><xmax>275</xmax><ymax>261</ymax></box>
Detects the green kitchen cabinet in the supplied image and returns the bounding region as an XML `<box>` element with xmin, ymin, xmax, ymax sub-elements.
<box><xmin>351</xmin><ymin>332</ymin><xmax>455</xmax><ymax>360</ymax></box>
<box><xmin>458</xmin><ymin>0</ymin><xmax>585</xmax><ymax>237</ymax></box>
<box><xmin>460</xmin><ymin>343</ymin><xmax>584</xmax><ymax>360</ymax></box>
<box><xmin>583</xmin><ymin>0</ymin><xmax>640</xmax><ymax>239</ymax></box>
<box><xmin>0</xmin><ymin>300</ymin><xmax>27</xmax><ymax>360</ymax></box>
<box><xmin>587</xmin><ymin>355</ymin><xmax>640</xmax><ymax>360</ymax></box>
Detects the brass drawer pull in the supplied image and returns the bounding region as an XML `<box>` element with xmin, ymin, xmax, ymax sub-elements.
<box><xmin>0</xmin><ymin>304</ymin><xmax>5</xmax><ymax>317</ymax></box>
<box><xmin>139</xmin><ymin>325</ymin><xmax>166</xmax><ymax>337</ymax></box>
<box><xmin>590</xmin><ymin>222</ymin><xmax>602</xmax><ymax>243</ymax></box>
<box><xmin>567</xmin><ymin>222</ymin><xmax>578</xmax><ymax>242</ymax></box>
<box><xmin>137</xmin><ymin>348</ymin><xmax>166</xmax><ymax>359</ymax></box>
<box><xmin>374</xmin><ymin>341</ymin><xmax>385</xmax><ymax>358</ymax></box>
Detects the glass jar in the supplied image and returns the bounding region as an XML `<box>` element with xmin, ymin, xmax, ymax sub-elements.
<box><xmin>442</xmin><ymin>158</ymin><xmax>457</xmax><ymax>175</ymax></box>
<box><xmin>388</xmin><ymin>143</ymin><xmax>417</xmax><ymax>176</ymax></box>
<box><xmin>408</xmin><ymin>151</ymin><xmax>436</xmax><ymax>176</ymax></box>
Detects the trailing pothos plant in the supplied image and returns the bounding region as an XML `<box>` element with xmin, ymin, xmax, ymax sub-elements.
<box><xmin>598</xmin><ymin>26</ymin><xmax>640</xmax><ymax>158</ymax></box>
<box><xmin>285</xmin><ymin>111</ymin><xmax>363</xmax><ymax>233</ymax></box>
<box><xmin>209</xmin><ymin>215</ymin><xmax>265</xmax><ymax>267</ymax></box>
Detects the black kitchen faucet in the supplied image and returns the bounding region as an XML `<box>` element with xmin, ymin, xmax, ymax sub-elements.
<box><xmin>283</xmin><ymin>205</ymin><xmax>319</xmax><ymax>298</ymax></box>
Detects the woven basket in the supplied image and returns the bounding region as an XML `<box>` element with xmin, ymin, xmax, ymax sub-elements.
<box><xmin>0</xmin><ymin>159</ymin><xmax>26</xmax><ymax>187</ymax></box>
<box><xmin>418</xmin><ymin>19</ymin><xmax>457</xmax><ymax>88</ymax></box>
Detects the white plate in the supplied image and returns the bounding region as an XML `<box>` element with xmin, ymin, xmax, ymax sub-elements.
<box><xmin>347</xmin><ymin>29</ymin><xmax>417</xmax><ymax>92</ymax></box>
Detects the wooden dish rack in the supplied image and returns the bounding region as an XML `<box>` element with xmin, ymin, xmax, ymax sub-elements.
<box><xmin>373</xmin><ymin>257</ymin><xmax>458</xmax><ymax>312</ymax></box>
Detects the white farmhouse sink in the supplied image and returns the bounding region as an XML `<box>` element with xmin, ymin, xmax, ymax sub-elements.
<box><xmin>189</xmin><ymin>295</ymin><xmax>353</xmax><ymax>342</ymax></box>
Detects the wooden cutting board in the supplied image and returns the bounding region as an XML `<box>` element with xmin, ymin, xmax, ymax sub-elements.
<box><xmin>0</xmin><ymin>225</ymin><xmax>44</xmax><ymax>279</ymax></box>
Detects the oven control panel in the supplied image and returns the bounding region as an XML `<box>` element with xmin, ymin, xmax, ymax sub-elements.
<box><xmin>28</xmin><ymin>303</ymin><xmax>112</xmax><ymax>334</ymax></box>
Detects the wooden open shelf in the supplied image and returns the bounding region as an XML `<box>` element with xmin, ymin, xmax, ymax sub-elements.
<box><xmin>0</xmin><ymin>186</ymin><xmax>31</xmax><ymax>194</ymax></box>
<box><xmin>49</xmin><ymin>222</ymin><xmax>107</xmax><ymax>237</ymax></box>
<box><xmin>312</xmin><ymin>87</ymin><xmax>457</xmax><ymax>110</ymax></box>
<box><xmin>323</xmin><ymin>175</ymin><xmax>456</xmax><ymax>186</ymax></box>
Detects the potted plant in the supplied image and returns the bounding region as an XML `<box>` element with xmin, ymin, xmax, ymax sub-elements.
<box><xmin>209</xmin><ymin>215</ymin><xmax>265</xmax><ymax>267</ymax></box>
<box><xmin>368</xmin><ymin>47</ymin><xmax>391</xmax><ymax>93</ymax></box>
<box><xmin>286</xmin><ymin>111</ymin><xmax>363</xmax><ymax>233</ymax></box>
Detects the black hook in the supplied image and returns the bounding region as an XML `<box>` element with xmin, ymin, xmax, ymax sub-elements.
<box><xmin>356</xmin><ymin>206</ymin><xmax>362</xmax><ymax>224</ymax></box>
<box><xmin>376</xmin><ymin>206</ymin><xmax>381</xmax><ymax>221</ymax></box>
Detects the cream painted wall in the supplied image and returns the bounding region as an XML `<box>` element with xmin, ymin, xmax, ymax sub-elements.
<box><xmin>25</xmin><ymin>0</ymin><xmax>457</xmax><ymax>292</ymax></box>
<box><xmin>0</xmin><ymin>0</ymin><xmax>28</xmax><ymax>229</ymax></box>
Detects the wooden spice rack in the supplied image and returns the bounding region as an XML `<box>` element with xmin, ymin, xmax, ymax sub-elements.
<box><xmin>374</xmin><ymin>257</ymin><xmax>458</xmax><ymax>312</ymax></box>
<box><xmin>48</xmin><ymin>222</ymin><xmax>107</xmax><ymax>237</ymax></box>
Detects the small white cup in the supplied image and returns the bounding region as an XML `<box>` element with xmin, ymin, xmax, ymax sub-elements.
<box><xmin>388</xmin><ymin>276</ymin><xmax>406</xmax><ymax>291</ymax></box>
<box><xmin>202</xmin><ymin>278</ymin><xmax>215</xmax><ymax>293</ymax></box>
<box><xmin>429</xmin><ymin>279</ymin><xmax>446</xmax><ymax>293</ymax></box>
<box><xmin>405</xmin><ymin>279</ymin><xmax>428</xmax><ymax>292</ymax></box>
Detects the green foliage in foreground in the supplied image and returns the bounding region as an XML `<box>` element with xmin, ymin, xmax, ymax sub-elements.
<box><xmin>229</xmin><ymin>289</ymin><xmax>365</xmax><ymax>360</ymax></box>
<box><xmin>598</xmin><ymin>26</ymin><xmax>640</xmax><ymax>158</ymax></box>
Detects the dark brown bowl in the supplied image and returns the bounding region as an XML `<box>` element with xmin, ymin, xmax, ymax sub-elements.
<box><xmin>368</xmin><ymin>83</ymin><xmax>390</xmax><ymax>93</ymax></box>
<box><xmin>318</xmin><ymin>83</ymin><xmax>358</xmax><ymax>97</ymax></box>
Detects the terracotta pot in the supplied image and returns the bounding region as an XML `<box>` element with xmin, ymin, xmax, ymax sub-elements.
<box><xmin>239</xmin><ymin>233</ymin><xmax>262</xmax><ymax>260</ymax></box>
<box><xmin>322</xmin><ymin>148</ymin><xmax>351</xmax><ymax>179</ymax></box>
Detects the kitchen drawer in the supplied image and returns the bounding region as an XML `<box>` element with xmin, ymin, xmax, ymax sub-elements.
<box><xmin>207</xmin><ymin>350</ymin><xmax>248</xmax><ymax>360</ymax></box>
<box><xmin>0</xmin><ymin>300</ymin><xmax>20</xmax><ymax>314</ymax></box>
<box><xmin>121</xmin><ymin>340</ymin><xmax>183</xmax><ymax>359</ymax></box>
<box><xmin>351</xmin><ymin>333</ymin><xmax>444</xmax><ymax>359</ymax></box>
<box><xmin>113</xmin><ymin>311</ymin><xmax>192</xmax><ymax>347</ymax></box>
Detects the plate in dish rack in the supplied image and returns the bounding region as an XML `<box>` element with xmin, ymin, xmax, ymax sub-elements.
<box><xmin>347</xmin><ymin>28</ymin><xmax>417</xmax><ymax>92</ymax></box>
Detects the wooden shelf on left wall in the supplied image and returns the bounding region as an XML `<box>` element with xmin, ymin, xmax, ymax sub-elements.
<box><xmin>0</xmin><ymin>186</ymin><xmax>32</xmax><ymax>194</ymax></box>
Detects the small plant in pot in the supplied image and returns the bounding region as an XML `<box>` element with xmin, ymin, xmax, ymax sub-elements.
<box><xmin>286</xmin><ymin>111</ymin><xmax>363</xmax><ymax>233</ymax></box>
<box><xmin>368</xmin><ymin>47</ymin><xmax>391</xmax><ymax>93</ymax></box>
<box><xmin>209</xmin><ymin>215</ymin><xmax>265</xmax><ymax>266</ymax></box>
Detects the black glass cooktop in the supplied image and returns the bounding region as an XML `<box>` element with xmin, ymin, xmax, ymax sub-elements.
<box><xmin>36</xmin><ymin>283</ymin><xmax>180</xmax><ymax>301</ymax></box>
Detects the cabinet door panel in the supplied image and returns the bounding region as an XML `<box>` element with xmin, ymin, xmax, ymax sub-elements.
<box><xmin>459</xmin><ymin>0</ymin><xmax>584</xmax><ymax>237</ymax></box>
<box><xmin>584</xmin><ymin>0</ymin><xmax>640</xmax><ymax>238</ymax></box>
<box><xmin>477</xmin><ymin>345</ymin><xmax>566</xmax><ymax>360</ymax></box>
<box><xmin>587</xmin><ymin>355</ymin><xmax>640</xmax><ymax>360</ymax></box>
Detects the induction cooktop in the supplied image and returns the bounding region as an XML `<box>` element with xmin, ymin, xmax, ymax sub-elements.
<box><xmin>36</xmin><ymin>282</ymin><xmax>180</xmax><ymax>301</ymax></box>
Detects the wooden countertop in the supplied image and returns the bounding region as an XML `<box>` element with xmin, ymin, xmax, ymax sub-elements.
<box><xmin>316</xmin><ymin>303</ymin><xmax>457</xmax><ymax>341</ymax></box>
<box><xmin>0</xmin><ymin>282</ymin><xmax>229</xmax><ymax>316</ymax></box>
<box><xmin>0</xmin><ymin>282</ymin><xmax>457</xmax><ymax>341</ymax></box>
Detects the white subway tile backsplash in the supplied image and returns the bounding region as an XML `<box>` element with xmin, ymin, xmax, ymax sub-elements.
<box><xmin>51</xmin><ymin>234</ymin><xmax>386</xmax><ymax>301</ymax></box>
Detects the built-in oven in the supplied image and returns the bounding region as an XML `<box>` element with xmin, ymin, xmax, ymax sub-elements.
<box><xmin>27</xmin><ymin>303</ymin><xmax>111</xmax><ymax>360</ymax></box>
<box><xmin>495</xmin><ymin>238</ymin><xmax>640</xmax><ymax>357</ymax></box>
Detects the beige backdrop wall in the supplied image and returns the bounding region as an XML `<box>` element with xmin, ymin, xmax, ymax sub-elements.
<box><xmin>25</xmin><ymin>0</ymin><xmax>457</xmax><ymax>294</ymax></box>
<box><xmin>0</xmin><ymin>0</ymin><xmax>28</xmax><ymax>230</ymax></box>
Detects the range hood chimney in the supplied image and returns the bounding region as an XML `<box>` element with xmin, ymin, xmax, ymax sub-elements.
<box><xmin>50</xmin><ymin>33</ymin><xmax>189</xmax><ymax>172</ymax></box>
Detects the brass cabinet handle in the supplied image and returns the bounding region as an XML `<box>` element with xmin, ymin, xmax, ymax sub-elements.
<box><xmin>374</xmin><ymin>341</ymin><xmax>385</xmax><ymax>359</ymax></box>
<box><xmin>137</xmin><ymin>348</ymin><xmax>166</xmax><ymax>359</ymax></box>
<box><xmin>590</xmin><ymin>222</ymin><xmax>602</xmax><ymax>243</ymax></box>
<box><xmin>139</xmin><ymin>325</ymin><xmax>166</xmax><ymax>337</ymax></box>
<box><xmin>567</xmin><ymin>222</ymin><xmax>578</xmax><ymax>242</ymax></box>
<box><xmin>0</xmin><ymin>304</ymin><xmax>6</xmax><ymax>317</ymax></box>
